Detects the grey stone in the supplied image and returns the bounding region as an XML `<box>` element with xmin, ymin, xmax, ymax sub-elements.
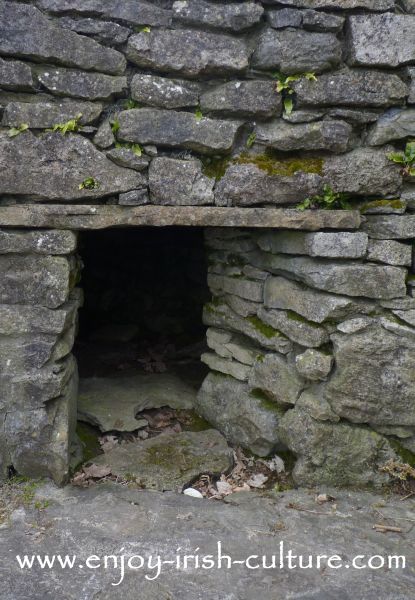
<box><xmin>207</xmin><ymin>274</ymin><xmax>264</xmax><ymax>302</ymax></box>
<box><xmin>295</xmin><ymin>349</ymin><xmax>333</xmax><ymax>380</ymax></box>
<box><xmin>37</xmin><ymin>68</ymin><xmax>127</xmax><ymax>101</ymax></box>
<box><xmin>1</xmin><ymin>484</ymin><xmax>415</xmax><ymax>598</ymax></box>
<box><xmin>0</xmin><ymin>255</ymin><xmax>76</xmax><ymax>308</ymax></box>
<box><xmin>206</xmin><ymin>328</ymin><xmax>262</xmax><ymax>366</ymax></box>
<box><xmin>93</xmin><ymin>119</ymin><xmax>114</xmax><ymax>149</ymax></box>
<box><xmin>360</xmin><ymin>199</ymin><xmax>407</xmax><ymax>215</ymax></box>
<box><xmin>266</xmin><ymin>8</ymin><xmax>303</xmax><ymax>29</ymax></box>
<box><xmin>255</xmin><ymin>119</ymin><xmax>352</xmax><ymax>153</ymax></box>
<box><xmin>215</xmin><ymin>163</ymin><xmax>322</xmax><ymax>207</ymax></box>
<box><xmin>201</xmin><ymin>352</ymin><xmax>251</xmax><ymax>381</ymax></box>
<box><xmin>293</xmin><ymin>68</ymin><xmax>408</xmax><ymax>108</ymax></box>
<box><xmin>336</xmin><ymin>316</ymin><xmax>375</xmax><ymax>334</ymax></box>
<box><xmin>107</xmin><ymin>148</ymin><xmax>150</xmax><ymax>171</ymax></box>
<box><xmin>363</xmin><ymin>215</ymin><xmax>415</xmax><ymax>239</ymax></box>
<box><xmin>408</xmin><ymin>67</ymin><xmax>415</xmax><ymax>104</ymax></box>
<box><xmin>196</xmin><ymin>372</ymin><xmax>282</xmax><ymax>456</ymax></box>
<box><xmin>57</xmin><ymin>17</ymin><xmax>131</xmax><ymax>45</ymax></box>
<box><xmin>367</xmin><ymin>108</ymin><xmax>415</xmax><ymax>146</ymax></box>
<box><xmin>149</xmin><ymin>157</ymin><xmax>215</xmax><ymax>205</ymax></box>
<box><xmin>0</xmin><ymin>131</ymin><xmax>144</xmax><ymax>201</ymax></box>
<box><xmin>224</xmin><ymin>294</ymin><xmax>259</xmax><ymax>317</ymax></box>
<box><xmin>325</xmin><ymin>320</ymin><xmax>415</xmax><ymax>426</ymax></box>
<box><xmin>264</xmin><ymin>275</ymin><xmax>372</xmax><ymax>323</ymax></box>
<box><xmin>282</xmin><ymin>109</ymin><xmax>326</xmax><ymax>123</ymax></box>
<box><xmin>252</xmin><ymin>27</ymin><xmax>341</xmax><ymax>74</ymax></box>
<box><xmin>131</xmin><ymin>74</ymin><xmax>200</xmax><ymax>109</ymax></box>
<box><xmin>302</xmin><ymin>10</ymin><xmax>345</xmax><ymax>32</ymax></box>
<box><xmin>0</xmin><ymin>57</ymin><xmax>33</xmax><ymax>91</ymax></box>
<box><xmin>323</xmin><ymin>147</ymin><xmax>402</xmax><ymax>196</ymax></box>
<box><xmin>92</xmin><ymin>430</ymin><xmax>233</xmax><ymax>491</ymax></box>
<box><xmin>252</xmin><ymin>252</ymin><xmax>407</xmax><ymax>299</ymax></box>
<box><xmin>248</xmin><ymin>352</ymin><xmax>304</xmax><ymax>405</ymax></box>
<box><xmin>347</xmin><ymin>15</ymin><xmax>415</xmax><ymax>68</ymax></box>
<box><xmin>1</xmin><ymin>100</ymin><xmax>103</xmax><ymax>128</ymax></box>
<box><xmin>326</xmin><ymin>107</ymin><xmax>381</xmax><ymax>124</ymax></box>
<box><xmin>78</xmin><ymin>372</ymin><xmax>196</xmax><ymax>432</ymax></box>
<box><xmin>259</xmin><ymin>306</ymin><xmax>329</xmax><ymax>348</ymax></box>
<box><xmin>35</xmin><ymin>0</ymin><xmax>172</xmax><ymax>27</ymax></box>
<box><xmin>267</xmin><ymin>0</ymin><xmax>395</xmax><ymax>8</ymax></box>
<box><xmin>392</xmin><ymin>309</ymin><xmax>415</xmax><ymax>327</ymax></box>
<box><xmin>118</xmin><ymin>109</ymin><xmax>242</xmax><ymax>155</ymax></box>
<box><xmin>278</xmin><ymin>407</ymin><xmax>396</xmax><ymax>488</ymax></box>
<box><xmin>127</xmin><ymin>29</ymin><xmax>249</xmax><ymax>78</ymax></box>
<box><xmin>200</xmin><ymin>80</ymin><xmax>281</xmax><ymax>119</ymax></box>
<box><xmin>0</xmin><ymin>229</ymin><xmax>76</xmax><ymax>255</ymax></box>
<box><xmin>0</xmin><ymin>2</ymin><xmax>126</xmax><ymax>75</ymax></box>
<box><xmin>401</xmin><ymin>0</ymin><xmax>415</xmax><ymax>11</ymax></box>
<box><xmin>203</xmin><ymin>301</ymin><xmax>293</xmax><ymax>354</ymax></box>
<box><xmin>296</xmin><ymin>386</ymin><xmax>339</xmax><ymax>421</ymax></box>
<box><xmin>172</xmin><ymin>0</ymin><xmax>263</xmax><ymax>32</ymax></box>
<box><xmin>257</xmin><ymin>231</ymin><xmax>368</xmax><ymax>259</ymax></box>
<box><xmin>118</xmin><ymin>189</ymin><xmax>150</xmax><ymax>206</ymax></box>
<box><xmin>367</xmin><ymin>239</ymin><xmax>412</xmax><ymax>266</ymax></box>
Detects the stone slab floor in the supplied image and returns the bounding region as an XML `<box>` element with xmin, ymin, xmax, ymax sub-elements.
<box><xmin>0</xmin><ymin>482</ymin><xmax>414</xmax><ymax>599</ymax></box>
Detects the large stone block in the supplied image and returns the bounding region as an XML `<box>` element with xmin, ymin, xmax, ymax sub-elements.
<box><xmin>37</xmin><ymin>68</ymin><xmax>127</xmax><ymax>101</ymax></box>
<box><xmin>149</xmin><ymin>157</ymin><xmax>214</xmax><ymax>205</ymax></box>
<box><xmin>200</xmin><ymin>80</ymin><xmax>281</xmax><ymax>119</ymax></box>
<box><xmin>367</xmin><ymin>108</ymin><xmax>415</xmax><ymax>146</ymax></box>
<box><xmin>207</xmin><ymin>274</ymin><xmax>264</xmax><ymax>302</ymax></box>
<box><xmin>255</xmin><ymin>119</ymin><xmax>352</xmax><ymax>153</ymax></box>
<box><xmin>0</xmin><ymin>131</ymin><xmax>144</xmax><ymax>200</ymax></box>
<box><xmin>35</xmin><ymin>0</ymin><xmax>172</xmax><ymax>27</ymax></box>
<box><xmin>362</xmin><ymin>215</ymin><xmax>415</xmax><ymax>239</ymax></box>
<box><xmin>278</xmin><ymin>407</ymin><xmax>396</xmax><ymax>487</ymax></box>
<box><xmin>249</xmin><ymin>352</ymin><xmax>304</xmax><ymax>405</ymax></box>
<box><xmin>131</xmin><ymin>74</ymin><xmax>200</xmax><ymax>109</ymax></box>
<box><xmin>2</xmin><ymin>100</ymin><xmax>103</xmax><ymax>128</ymax></box>
<box><xmin>325</xmin><ymin>320</ymin><xmax>415</xmax><ymax>426</ymax></box>
<box><xmin>203</xmin><ymin>301</ymin><xmax>293</xmax><ymax>354</ymax></box>
<box><xmin>367</xmin><ymin>239</ymin><xmax>412</xmax><ymax>266</ymax></box>
<box><xmin>264</xmin><ymin>276</ymin><xmax>373</xmax><ymax>323</ymax></box>
<box><xmin>195</xmin><ymin>372</ymin><xmax>283</xmax><ymax>456</ymax></box>
<box><xmin>127</xmin><ymin>29</ymin><xmax>249</xmax><ymax>78</ymax></box>
<box><xmin>323</xmin><ymin>147</ymin><xmax>402</xmax><ymax>196</ymax></box>
<box><xmin>201</xmin><ymin>352</ymin><xmax>251</xmax><ymax>382</ymax></box>
<box><xmin>172</xmin><ymin>0</ymin><xmax>263</xmax><ymax>32</ymax></box>
<box><xmin>293</xmin><ymin>68</ymin><xmax>407</xmax><ymax>108</ymax></box>
<box><xmin>252</xmin><ymin>27</ymin><xmax>341</xmax><ymax>74</ymax></box>
<box><xmin>347</xmin><ymin>15</ymin><xmax>415</xmax><ymax>68</ymax></box>
<box><xmin>256</xmin><ymin>231</ymin><xmax>368</xmax><ymax>259</ymax></box>
<box><xmin>0</xmin><ymin>229</ymin><xmax>76</xmax><ymax>255</ymax></box>
<box><xmin>118</xmin><ymin>108</ymin><xmax>242</xmax><ymax>155</ymax></box>
<box><xmin>57</xmin><ymin>17</ymin><xmax>132</xmax><ymax>46</ymax></box>
<box><xmin>258</xmin><ymin>306</ymin><xmax>329</xmax><ymax>347</ymax></box>
<box><xmin>252</xmin><ymin>252</ymin><xmax>407</xmax><ymax>299</ymax></box>
<box><xmin>215</xmin><ymin>163</ymin><xmax>322</xmax><ymax>207</ymax></box>
<box><xmin>0</xmin><ymin>57</ymin><xmax>33</xmax><ymax>91</ymax></box>
<box><xmin>0</xmin><ymin>2</ymin><xmax>126</xmax><ymax>75</ymax></box>
<box><xmin>265</xmin><ymin>0</ymin><xmax>394</xmax><ymax>8</ymax></box>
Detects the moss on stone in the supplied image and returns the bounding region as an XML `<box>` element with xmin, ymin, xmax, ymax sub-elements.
<box><xmin>234</xmin><ymin>152</ymin><xmax>324</xmax><ymax>177</ymax></box>
<box><xmin>201</xmin><ymin>156</ymin><xmax>231</xmax><ymax>180</ymax></box>
<box><xmin>76</xmin><ymin>422</ymin><xmax>102</xmax><ymax>462</ymax></box>
<box><xmin>389</xmin><ymin>439</ymin><xmax>415</xmax><ymax>467</ymax></box>
<box><xmin>251</xmin><ymin>388</ymin><xmax>285</xmax><ymax>415</ymax></box>
<box><xmin>286</xmin><ymin>310</ymin><xmax>323</xmax><ymax>329</ymax></box>
<box><xmin>247</xmin><ymin>315</ymin><xmax>281</xmax><ymax>339</ymax></box>
<box><xmin>360</xmin><ymin>199</ymin><xmax>405</xmax><ymax>213</ymax></box>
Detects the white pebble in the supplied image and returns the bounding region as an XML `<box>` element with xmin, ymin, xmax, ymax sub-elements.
<box><xmin>183</xmin><ymin>487</ymin><xmax>203</xmax><ymax>499</ymax></box>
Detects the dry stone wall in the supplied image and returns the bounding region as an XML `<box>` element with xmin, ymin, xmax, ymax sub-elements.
<box><xmin>0</xmin><ymin>0</ymin><xmax>415</xmax><ymax>485</ymax></box>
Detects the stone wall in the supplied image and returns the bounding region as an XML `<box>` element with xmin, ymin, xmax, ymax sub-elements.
<box><xmin>0</xmin><ymin>0</ymin><xmax>414</xmax><ymax>208</ymax></box>
<box><xmin>197</xmin><ymin>224</ymin><xmax>415</xmax><ymax>487</ymax></box>
<box><xmin>0</xmin><ymin>229</ymin><xmax>81</xmax><ymax>483</ymax></box>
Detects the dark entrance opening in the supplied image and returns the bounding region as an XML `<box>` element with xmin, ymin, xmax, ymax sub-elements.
<box><xmin>73</xmin><ymin>227</ymin><xmax>210</xmax><ymax>457</ymax></box>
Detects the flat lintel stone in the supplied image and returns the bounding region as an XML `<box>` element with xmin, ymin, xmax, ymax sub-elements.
<box><xmin>0</xmin><ymin>205</ymin><xmax>362</xmax><ymax>231</ymax></box>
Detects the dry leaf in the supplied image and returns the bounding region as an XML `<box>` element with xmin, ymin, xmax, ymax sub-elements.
<box><xmin>83</xmin><ymin>463</ymin><xmax>111</xmax><ymax>479</ymax></box>
<box><xmin>247</xmin><ymin>473</ymin><xmax>268</xmax><ymax>488</ymax></box>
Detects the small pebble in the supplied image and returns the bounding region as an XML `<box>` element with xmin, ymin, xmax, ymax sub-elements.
<box><xmin>183</xmin><ymin>488</ymin><xmax>203</xmax><ymax>499</ymax></box>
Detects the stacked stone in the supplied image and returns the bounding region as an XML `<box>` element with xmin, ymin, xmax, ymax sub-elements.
<box><xmin>0</xmin><ymin>230</ymin><xmax>80</xmax><ymax>483</ymax></box>
<box><xmin>197</xmin><ymin>224</ymin><xmax>415</xmax><ymax>487</ymax></box>
<box><xmin>0</xmin><ymin>0</ymin><xmax>414</xmax><ymax>207</ymax></box>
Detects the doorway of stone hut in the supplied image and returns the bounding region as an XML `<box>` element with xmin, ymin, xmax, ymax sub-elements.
<box><xmin>73</xmin><ymin>226</ymin><xmax>211</xmax><ymax>466</ymax></box>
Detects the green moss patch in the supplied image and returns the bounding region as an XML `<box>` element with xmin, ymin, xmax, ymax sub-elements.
<box><xmin>247</xmin><ymin>315</ymin><xmax>281</xmax><ymax>339</ymax></box>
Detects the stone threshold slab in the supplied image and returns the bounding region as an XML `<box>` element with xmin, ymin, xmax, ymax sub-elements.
<box><xmin>0</xmin><ymin>205</ymin><xmax>361</xmax><ymax>230</ymax></box>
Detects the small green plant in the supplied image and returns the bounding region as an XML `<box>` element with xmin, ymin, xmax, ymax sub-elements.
<box><xmin>115</xmin><ymin>141</ymin><xmax>143</xmax><ymax>156</ymax></box>
<box><xmin>111</xmin><ymin>119</ymin><xmax>120</xmax><ymax>135</ymax></box>
<box><xmin>8</xmin><ymin>123</ymin><xmax>29</xmax><ymax>137</ymax></box>
<box><xmin>273</xmin><ymin>72</ymin><xmax>317</xmax><ymax>115</ymax></box>
<box><xmin>136</xmin><ymin>25</ymin><xmax>151</xmax><ymax>33</ymax></box>
<box><xmin>297</xmin><ymin>185</ymin><xmax>351</xmax><ymax>211</ymax></box>
<box><xmin>195</xmin><ymin>106</ymin><xmax>203</xmax><ymax>122</ymax></box>
<box><xmin>387</xmin><ymin>141</ymin><xmax>415</xmax><ymax>177</ymax></box>
<box><xmin>124</xmin><ymin>98</ymin><xmax>140</xmax><ymax>109</ymax></box>
<box><xmin>79</xmin><ymin>177</ymin><xmax>99</xmax><ymax>190</ymax></box>
<box><xmin>49</xmin><ymin>113</ymin><xmax>82</xmax><ymax>134</ymax></box>
<box><xmin>246</xmin><ymin>132</ymin><xmax>256</xmax><ymax>148</ymax></box>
